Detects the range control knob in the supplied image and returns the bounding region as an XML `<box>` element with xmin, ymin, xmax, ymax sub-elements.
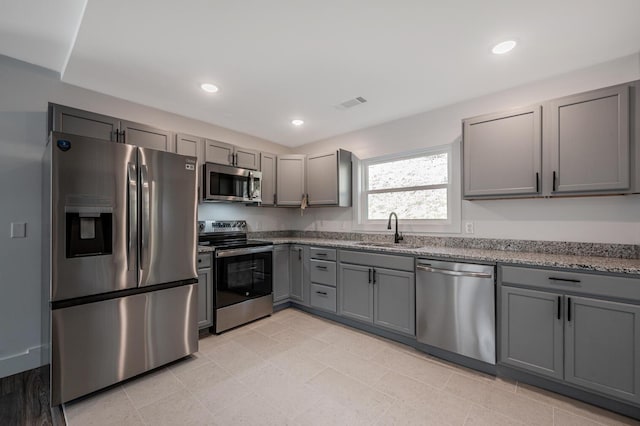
<box><xmin>198</xmin><ymin>222</ymin><xmax>205</xmax><ymax>231</ymax></box>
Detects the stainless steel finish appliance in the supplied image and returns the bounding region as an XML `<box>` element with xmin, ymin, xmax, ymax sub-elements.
<box><xmin>203</xmin><ymin>162</ymin><xmax>262</xmax><ymax>203</ymax></box>
<box><xmin>416</xmin><ymin>259</ymin><xmax>496</xmax><ymax>364</ymax></box>
<box><xmin>198</xmin><ymin>220</ymin><xmax>273</xmax><ymax>333</ymax></box>
<box><xmin>43</xmin><ymin>132</ymin><xmax>199</xmax><ymax>405</ymax></box>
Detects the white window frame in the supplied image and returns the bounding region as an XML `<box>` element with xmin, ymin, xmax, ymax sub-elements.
<box><xmin>352</xmin><ymin>142</ymin><xmax>461</xmax><ymax>234</ymax></box>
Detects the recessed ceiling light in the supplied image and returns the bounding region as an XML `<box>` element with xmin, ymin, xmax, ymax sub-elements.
<box><xmin>492</xmin><ymin>40</ymin><xmax>517</xmax><ymax>55</ymax></box>
<box><xmin>291</xmin><ymin>119</ymin><xmax>304</xmax><ymax>126</ymax></box>
<box><xmin>200</xmin><ymin>83</ymin><xmax>219</xmax><ymax>93</ymax></box>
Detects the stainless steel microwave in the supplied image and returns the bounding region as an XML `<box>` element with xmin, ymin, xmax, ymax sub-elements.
<box><xmin>203</xmin><ymin>163</ymin><xmax>262</xmax><ymax>203</ymax></box>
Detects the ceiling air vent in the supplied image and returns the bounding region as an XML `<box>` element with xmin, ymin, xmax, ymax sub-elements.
<box><xmin>335</xmin><ymin>96</ymin><xmax>367</xmax><ymax>110</ymax></box>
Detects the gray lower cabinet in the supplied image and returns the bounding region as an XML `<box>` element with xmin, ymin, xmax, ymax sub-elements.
<box><xmin>499</xmin><ymin>266</ymin><xmax>640</xmax><ymax>405</ymax></box>
<box><xmin>565</xmin><ymin>296</ymin><xmax>640</xmax><ymax>404</ymax></box>
<box><xmin>500</xmin><ymin>286</ymin><xmax>563</xmax><ymax>379</ymax></box>
<box><xmin>196</xmin><ymin>254</ymin><xmax>213</xmax><ymax>329</ymax></box>
<box><xmin>290</xmin><ymin>245</ymin><xmax>305</xmax><ymax>303</ymax></box>
<box><xmin>463</xmin><ymin>105</ymin><xmax>542</xmax><ymax>198</ymax></box>
<box><xmin>339</xmin><ymin>262</ymin><xmax>415</xmax><ymax>335</ymax></box>
<box><xmin>273</xmin><ymin>245</ymin><xmax>290</xmax><ymax>303</ymax></box>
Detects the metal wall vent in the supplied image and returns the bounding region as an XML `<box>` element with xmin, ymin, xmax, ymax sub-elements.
<box><xmin>335</xmin><ymin>96</ymin><xmax>367</xmax><ymax>110</ymax></box>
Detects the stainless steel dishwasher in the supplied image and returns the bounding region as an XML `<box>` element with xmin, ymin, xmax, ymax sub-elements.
<box><xmin>416</xmin><ymin>259</ymin><xmax>496</xmax><ymax>364</ymax></box>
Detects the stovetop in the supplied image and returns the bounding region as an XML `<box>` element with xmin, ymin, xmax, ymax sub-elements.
<box><xmin>197</xmin><ymin>220</ymin><xmax>272</xmax><ymax>250</ymax></box>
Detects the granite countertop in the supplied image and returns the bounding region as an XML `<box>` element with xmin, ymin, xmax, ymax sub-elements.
<box><xmin>242</xmin><ymin>238</ymin><xmax>640</xmax><ymax>275</ymax></box>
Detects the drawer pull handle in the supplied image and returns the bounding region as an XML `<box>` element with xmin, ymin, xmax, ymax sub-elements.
<box><xmin>316</xmin><ymin>266</ymin><xmax>328</xmax><ymax>270</ymax></box>
<box><xmin>316</xmin><ymin>291</ymin><xmax>328</xmax><ymax>296</ymax></box>
<box><xmin>548</xmin><ymin>277</ymin><xmax>581</xmax><ymax>284</ymax></box>
<box><xmin>315</xmin><ymin>253</ymin><xmax>328</xmax><ymax>256</ymax></box>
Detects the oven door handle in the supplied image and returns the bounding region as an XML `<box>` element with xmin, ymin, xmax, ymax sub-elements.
<box><xmin>216</xmin><ymin>246</ymin><xmax>273</xmax><ymax>258</ymax></box>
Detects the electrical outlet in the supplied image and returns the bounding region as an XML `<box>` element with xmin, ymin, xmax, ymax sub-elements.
<box><xmin>464</xmin><ymin>221</ymin><xmax>474</xmax><ymax>234</ymax></box>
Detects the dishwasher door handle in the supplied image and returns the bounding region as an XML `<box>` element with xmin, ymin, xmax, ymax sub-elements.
<box><xmin>416</xmin><ymin>264</ymin><xmax>493</xmax><ymax>279</ymax></box>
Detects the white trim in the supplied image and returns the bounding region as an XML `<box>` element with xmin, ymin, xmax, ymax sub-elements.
<box><xmin>352</xmin><ymin>141</ymin><xmax>461</xmax><ymax>234</ymax></box>
<box><xmin>0</xmin><ymin>345</ymin><xmax>46</xmax><ymax>378</ymax></box>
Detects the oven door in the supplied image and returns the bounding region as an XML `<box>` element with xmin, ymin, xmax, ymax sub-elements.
<box><xmin>215</xmin><ymin>246</ymin><xmax>273</xmax><ymax>309</ymax></box>
<box><xmin>203</xmin><ymin>163</ymin><xmax>262</xmax><ymax>203</ymax></box>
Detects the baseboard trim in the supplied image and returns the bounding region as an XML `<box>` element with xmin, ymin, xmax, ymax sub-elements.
<box><xmin>0</xmin><ymin>345</ymin><xmax>45</xmax><ymax>379</ymax></box>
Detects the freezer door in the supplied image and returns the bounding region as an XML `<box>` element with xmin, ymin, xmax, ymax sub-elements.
<box><xmin>51</xmin><ymin>133</ymin><xmax>138</xmax><ymax>301</ymax></box>
<box><xmin>138</xmin><ymin>148</ymin><xmax>197</xmax><ymax>286</ymax></box>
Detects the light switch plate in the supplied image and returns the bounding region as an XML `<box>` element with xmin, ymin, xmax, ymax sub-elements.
<box><xmin>464</xmin><ymin>221</ymin><xmax>474</xmax><ymax>234</ymax></box>
<box><xmin>11</xmin><ymin>222</ymin><xmax>26</xmax><ymax>238</ymax></box>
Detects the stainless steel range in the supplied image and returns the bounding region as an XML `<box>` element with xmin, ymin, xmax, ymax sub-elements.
<box><xmin>198</xmin><ymin>220</ymin><xmax>273</xmax><ymax>333</ymax></box>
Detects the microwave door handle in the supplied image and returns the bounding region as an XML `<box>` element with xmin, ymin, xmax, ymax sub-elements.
<box><xmin>249</xmin><ymin>171</ymin><xmax>254</xmax><ymax>199</ymax></box>
<box><xmin>127</xmin><ymin>163</ymin><xmax>137</xmax><ymax>271</ymax></box>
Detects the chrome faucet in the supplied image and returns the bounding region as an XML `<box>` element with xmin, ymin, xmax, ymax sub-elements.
<box><xmin>387</xmin><ymin>212</ymin><xmax>403</xmax><ymax>244</ymax></box>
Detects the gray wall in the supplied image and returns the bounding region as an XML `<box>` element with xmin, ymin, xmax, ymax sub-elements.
<box><xmin>292</xmin><ymin>53</ymin><xmax>640</xmax><ymax>243</ymax></box>
<box><xmin>0</xmin><ymin>55</ymin><xmax>291</xmax><ymax>378</ymax></box>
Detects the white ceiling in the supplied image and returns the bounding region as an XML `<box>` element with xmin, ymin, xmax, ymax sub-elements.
<box><xmin>2</xmin><ymin>1</ymin><xmax>640</xmax><ymax>146</ymax></box>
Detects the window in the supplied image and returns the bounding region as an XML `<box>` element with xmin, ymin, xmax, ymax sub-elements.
<box><xmin>354</xmin><ymin>143</ymin><xmax>460</xmax><ymax>233</ymax></box>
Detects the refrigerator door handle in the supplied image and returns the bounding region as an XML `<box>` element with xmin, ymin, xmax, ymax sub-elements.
<box><xmin>127</xmin><ymin>163</ymin><xmax>138</xmax><ymax>271</ymax></box>
<box><xmin>140</xmin><ymin>164</ymin><xmax>150</xmax><ymax>273</ymax></box>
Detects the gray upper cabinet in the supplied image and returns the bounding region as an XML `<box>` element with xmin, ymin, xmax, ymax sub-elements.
<box><xmin>500</xmin><ymin>286</ymin><xmax>563</xmax><ymax>379</ymax></box>
<box><xmin>306</xmin><ymin>150</ymin><xmax>352</xmax><ymax>206</ymax></box>
<box><xmin>234</xmin><ymin>146</ymin><xmax>260</xmax><ymax>170</ymax></box>
<box><xmin>277</xmin><ymin>155</ymin><xmax>306</xmax><ymax>206</ymax></box>
<box><xmin>49</xmin><ymin>104</ymin><xmax>174</xmax><ymax>152</ymax></box>
<box><xmin>50</xmin><ymin>104</ymin><xmax>120</xmax><ymax>142</ymax></box>
<box><xmin>120</xmin><ymin>120</ymin><xmax>174</xmax><ymax>152</ymax></box>
<box><xmin>260</xmin><ymin>152</ymin><xmax>277</xmax><ymax>206</ymax></box>
<box><xmin>273</xmin><ymin>245</ymin><xmax>290</xmax><ymax>303</ymax></box>
<box><xmin>565</xmin><ymin>296</ymin><xmax>640</xmax><ymax>404</ymax></box>
<box><xmin>289</xmin><ymin>245</ymin><xmax>305</xmax><ymax>303</ymax></box>
<box><xmin>176</xmin><ymin>133</ymin><xmax>203</xmax><ymax>163</ymax></box>
<box><xmin>204</xmin><ymin>139</ymin><xmax>259</xmax><ymax>170</ymax></box>
<box><xmin>204</xmin><ymin>139</ymin><xmax>234</xmax><ymax>166</ymax></box>
<box><xmin>463</xmin><ymin>106</ymin><xmax>541</xmax><ymax>198</ymax></box>
<box><xmin>546</xmin><ymin>84</ymin><xmax>630</xmax><ymax>195</ymax></box>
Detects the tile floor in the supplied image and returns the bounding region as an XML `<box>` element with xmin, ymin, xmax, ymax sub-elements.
<box><xmin>63</xmin><ymin>308</ymin><xmax>639</xmax><ymax>426</ymax></box>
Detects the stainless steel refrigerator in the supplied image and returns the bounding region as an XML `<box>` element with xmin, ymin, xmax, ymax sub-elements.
<box><xmin>43</xmin><ymin>132</ymin><xmax>199</xmax><ymax>405</ymax></box>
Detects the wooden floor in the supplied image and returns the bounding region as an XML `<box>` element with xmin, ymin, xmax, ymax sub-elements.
<box><xmin>0</xmin><ymin>366</ymin><xmax>65</xmax><ymax>426</ymax></box>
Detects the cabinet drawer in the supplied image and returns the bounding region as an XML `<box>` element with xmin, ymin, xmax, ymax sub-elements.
<box><xmin>310</xmin><ymin>284</ymin><xmax>336</xmax><ymax>313</ymax></box>
<box><xmin>310</xmin><ymin>247</ymin><xmax>337</xmax><ymax>261</ymax></box>
<box><xmin>339</xmin><ymin>250</ymin><xmax>414</xmax><ymax>272</ymax></box>
<box><xmin>197</xmin><ymin>253</ymin><xmax>212</xmax><ymax>269</ymax></box>
<box><xmin>310</xmin><ymin>260</ymin><xmax>336</xmax><ymax>286</ymax></box>
<box><xmin>500</xmin><ymin>265</ymin><xmax>640</xmax><ymax>302</ymax></box>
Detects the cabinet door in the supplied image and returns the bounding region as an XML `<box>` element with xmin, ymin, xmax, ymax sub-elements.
<box><xmin>289</xmin><ymin>245</ymin><xmax>304</xmax><ymax>302</ymax></box>
<box><xmin>197</xmin><ymin>268</ymin><xmax>213</xmax><ymax>328</ymax></box>
<box><xmin>307</xmin><ymin>151</ymin><xmax>338</xmax><ymax>205</ymax></box>
<box><xmin>260</xmin><ymin>152</ymin><xmax>277</xmax><ymax>206</ymax></box>
<box><xmin>273</xmin><ymin>245</ymin><xmax>290</xmax><ymax>302</ymax></box>
<box><xmin>338</xmin><ymin>263</ymin><xmax>374</xmax><ymax>324</ymax></box>
<box><xmin>499</xmin><ymin>286</ymin><xmax>563</xmax><ymax>379</ymax></box>
<box><xmin>204</xmin><ymin>139</ymin><xmax>234</xmax><ymax>166</ymax></box>
<box><xmin>235</xmin><ymin>147</ymin><xmax>260</xmax><ymax>170</ymax></box>
<box><xmin>121</xmin><ymin>120</ymin><xmax>174</xmax><ymax>152</ymax></box>
<box><xmin>50</xmin><ymin>104</ymin><xmax>119</xmax><ymax>142</ymax></box>
<box><xmin>176</xmin><ymin>133</ymin><xmax>203</xmax><ymax>162</ymax></box>
<box><xmin>547</xmin><ymin>84</ymin><xmax>630</xmax><ymax>194</ymax></box>
<box><xmin>276</xmin><ymin>155</ymin><xmax>306</xmax><ymax>206</ymax></box>
<box><xmin>373</xmin><ymin>268</ymin><xmax>415</xmax><ymax>335</ymax></box>
<box><xmin>565</xmin><ymin>296</ymin><xmax>640</xmax><ymax>404</ymax></box>
<box><xmin>463</xmin><ymin>106</ymin><xmax>541</xmax><ymax>198</ymax></box>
